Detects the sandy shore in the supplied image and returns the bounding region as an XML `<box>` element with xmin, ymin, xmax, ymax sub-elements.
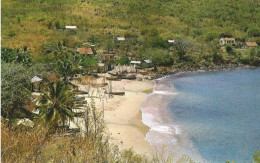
<box><xmin>76</xmin><ymin>77</ymin><xmax>155</xmax><ymax>158</ymax></box>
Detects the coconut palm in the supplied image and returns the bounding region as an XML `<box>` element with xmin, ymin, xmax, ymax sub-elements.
<box><xmin>37</xmin><ymin>80</ymin><xmax>75</xmax><ymax>130</ymax></box>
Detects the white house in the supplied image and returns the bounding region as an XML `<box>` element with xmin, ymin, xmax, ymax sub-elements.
<box><xmin>130</xmin><ymin>61</ymin><xmax>141</xmax><ymax>64</ymax></box>
<box><xmin>65</xmin><ymin>26</ymin><xmax>77</xmax><ymax>29</ymax></box>
<box><xmin>219</xmin><ymin>38</ymin><xmax>235</xmax><ymax>45</ymax></box>
<box><xmin>117</xmin><ymin>37</ymin><xmax>125</xmax><ymax>41</ymax></box>
<box><xmin>168</xmin><ymin>40</ymin><xmax>175</xmax><ymax>43</ymax></box>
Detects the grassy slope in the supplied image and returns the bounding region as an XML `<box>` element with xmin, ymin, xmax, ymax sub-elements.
<box><xmin>2</xmin><ymin>0</ymin><xmax>260</xmax><ymax>54</ymax></box>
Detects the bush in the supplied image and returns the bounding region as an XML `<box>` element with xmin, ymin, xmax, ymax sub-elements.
<box><xmin>55</xmin><ymin>21</ymin><xmax>61</xmax><ymax>29</ymax></box>
<box><xmin>248</xmin><ymin>27</ymin><xmax>260</xmax><ymax>37</ymax></box>
<box><xmin>115</xmin><ymin>56</ymin><xmax>130</xmax><ymax>65</ymax></box>
<box><xmin>226</xmin><ymin>45</ymin><xmax>233</xmax><ymax>54</ymax></box>
<box><xmin>8</xmin><ymin>30</ymin><xmax>16</xmax><ymax>37</ymax></box>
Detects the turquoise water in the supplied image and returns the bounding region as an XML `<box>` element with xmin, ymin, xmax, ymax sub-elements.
<box><xmin>168</xmin><ymin>68</ymin><xmax>260</xmax><ymax>162</ymax></box>
<box><xmin>142</xmin><ymin>68</ymin><xmax>260</xmax><ymax>162</ymax></box>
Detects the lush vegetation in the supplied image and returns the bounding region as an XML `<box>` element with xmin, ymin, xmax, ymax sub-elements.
<box><xmin>2</xmin><ymin>0</ymin><xmax>260</xmax><ymax>68</ymax></box>
<box><xmin>1</xmin><ymin>0</ymin><xmax>260</xmax><ymax>162</ymax></box>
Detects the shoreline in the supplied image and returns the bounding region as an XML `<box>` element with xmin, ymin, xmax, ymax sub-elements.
<box><xmin>77</xmin><ymin>78</ymin><xmax>155</xmax><ymax>158</ymax></box>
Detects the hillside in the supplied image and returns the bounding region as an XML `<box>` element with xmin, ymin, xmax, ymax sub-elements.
<box><xmin>2</xmin><ymin>0</ymin><xmax>260</xmax><ymax>55</ymax></box>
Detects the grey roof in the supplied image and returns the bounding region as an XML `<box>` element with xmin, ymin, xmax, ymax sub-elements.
<box><xmin>144</xmin><ymin>59</ymin><xmax>152</xmax><ymax>63</ymax></box>
<box><xmin>31</xmin><ymin>76</ymin><xmax>42</xmax><ymax>83</ymax></box>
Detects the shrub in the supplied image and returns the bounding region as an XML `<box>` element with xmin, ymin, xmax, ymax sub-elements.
<box><xmin>248</xmin><ymin>27</ymin><xmax>260</xmax><ymax>37</ymax></box>
<box><xmin>8</xmin><ymin>30</ymin><xmax>16</xmax><ymax>37</ymax></box>
<box><xmin>115</xmin><ymin>56</ymin><xmax>130</xmax><ymax>65</ymax></box>
<box><xmin>226</xmin><ymin>45</ymin><xmax>233</xmax><ymax>54</ymax></box>
<box><xmin>55</xmin><ymin>21</ymin><xmax>61</xmax><ymax>29</ymax></box>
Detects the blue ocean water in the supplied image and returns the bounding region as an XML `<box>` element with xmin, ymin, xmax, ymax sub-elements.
<box><xmin>168</xmin><ymin>68</ymin><xmax>260</xmax><ymax>162</ymax></box>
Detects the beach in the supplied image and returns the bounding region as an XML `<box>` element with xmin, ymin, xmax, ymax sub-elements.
<box><xmin>76</xmin><ymin>77</ymin><xmax>155</xmax><ymax>158</ymax></box>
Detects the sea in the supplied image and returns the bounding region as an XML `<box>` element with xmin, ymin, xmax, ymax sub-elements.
<box><xmin>142</xmin><ymin>68</ymin><xmax>260</xmax><ymax>163</ymax></box>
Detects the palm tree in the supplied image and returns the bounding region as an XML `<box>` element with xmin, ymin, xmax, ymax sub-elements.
<box><xmin>37</xmin><ymin>81</ymin><xmax>75</xmax><ymax>130</ymax></box>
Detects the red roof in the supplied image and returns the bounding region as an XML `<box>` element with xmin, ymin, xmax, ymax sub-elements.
<box><xmin>77</xmin><ymin>48</ymin><xmax>93</xmax><ymax>55</ymax></box>
<box><xmin>23</xmin><ymin>101</ymin><xmax>36</xmax><ymax>112</ymax></box>
<box><xmin>47</xmin><ymin>75</ymin><xmax>59</xmax><ymax>82</ymax></box>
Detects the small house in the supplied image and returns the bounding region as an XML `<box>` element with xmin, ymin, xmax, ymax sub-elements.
<box><xmin>66</xmin><ymin>26</ymin><xmax>77</xmax><ymax>29</ymax></box>
<box><xmin>168</xmin><ymin>40</ymin><xmax>175</xmax><ymax>43</ymax></box>
<box><xmin>245</xmin><ymin>42</ymin><xmax>258</xmax><ymax>48</ymax></box>
<box><xmin>77</xmin><ymin>48</ymin><xmax>93</xmax><ymax>55</ymax></box>
<box><xmin>102</xmin><ymin>54</ymin><xmax>114</xmax><ymax>61</ymax></box>
<box><xmin>219</xmin><ymin>38</ymin><xmax>235</xmax><ymax>45</ymax></box>
<box><xmin>142</xmin><ymin>59</ymin><xmax>153</xmax><ymax>68</ymax></box>
<box><xmin>31</xmin><ymin>76</ymin><xmax>43</xmax><ymax>92</ymax></box>
<box><xmin>117</xmin><ymin>37</ymin><xmax>125</xmax><ymax>41</ymax></box>
<box><xmin>130</xmin><ymin>61</ymin><xmax>142</xmax><ymax>65</ymax></box>
<box><xmin>97</xmin><ymin>63</ymin><xmax>109</xmax><ymax>73</ymax></box>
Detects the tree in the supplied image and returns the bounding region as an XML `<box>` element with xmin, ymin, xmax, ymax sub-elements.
<box><xmin>37</xmin><ymin>81</ymin><xmax>74</xmax><ymax>130</ymax></box>
<box><xmin>81</xmin><ymin>56</ymin><xmax>98</xmax><ymax>74</ymax></box>
<box><xmin>143</xmin><ymin>48</ymin><xmax>173</xmax><ymax>71</ymax></box>
<box><xmin>1</xmin><ymin>62</ymin><xmax>51</xmax><ymax>119</ymax></box>
<box><xmin>252</xmin><ymin>149</ymin><xmax>260</xmax><ymax>163</ymax></box>
<box><xmin>248</xmin><ymin>27</ymin><xmax>260</xmax><ymax>37</ymax></box>
<box><xmin>57</xmin><ymin>57</ymin><xmax>78</xmax><ymax>84</ymax></box>
<box><xmin>115</xmin><ymin>56</ymin><xmax>130</xmax><ymax>65</ymax></box>
<box><xmin>1</xmin><ymin>47</ymin><xmax>32</xmax><ymax>66</ymax></box>
<box><xmin>226</xmin><ymin>44</ymin><xmax>233</xmax><ymax>54</ymax></box>
<box><xmin>174</xmin><ymin>38</ymin><xmax>193</xmax><ymax>61</ymax></box>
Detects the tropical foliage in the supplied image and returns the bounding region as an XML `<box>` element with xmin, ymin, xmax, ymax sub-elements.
<box><xmin>37</xmin><ymin>81</ymin><xmax>75</xmax><ymax>129</ymax></box>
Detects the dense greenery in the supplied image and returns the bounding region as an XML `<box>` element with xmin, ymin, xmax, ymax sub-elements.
<box><xmin>2</xmin><ymin>0</ymin><xmax>260</xmax><ymax>67</ymax></box>
<box><xmin>37</xmin><ymin>81</ymin><xmax>75</xmax><ymax>129</ymax></box>
<box><xmin>1</xmin><ymin>0</ymin><xmax>260</xmax><ymax>162</ymax></box>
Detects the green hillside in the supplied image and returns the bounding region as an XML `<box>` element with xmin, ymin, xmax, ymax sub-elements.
<box><xmin>2</xmin><ymin>0</ymin><xmax>260</xmax><ymax>65</ymax></box>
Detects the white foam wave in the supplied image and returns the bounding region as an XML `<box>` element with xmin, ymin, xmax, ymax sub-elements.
<box><xmin>142</xmin><ymin>113</ymin><xmax>181</xmax><ymax>135</ymax></box>
<box><xmin>150</xmin><ymin>125</ymin><xmax>181</xmax><ymax>135</ymax></box>
<box><xmin>152</xmin><ymin>90</ymin><xmax>178</xmax><ymax>95</ymax></box>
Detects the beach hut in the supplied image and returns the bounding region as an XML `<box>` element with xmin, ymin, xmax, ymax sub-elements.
<box><xmin>31</xmin><ymin>76</ymin><xmax>42</xmax><ymax>92</ymax></box>
<box><xmin>142</xmin><ymin>59</ymin><xmax>153</xmax><ymax>68</ymax></box>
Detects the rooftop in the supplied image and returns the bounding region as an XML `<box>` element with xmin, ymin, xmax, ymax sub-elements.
<box><xmin>221</xmin><ymin>37</ymin><xmax>235</xmax><ymax>41</ymax></box>
<box><xmin>77</xmin><ymin>48</ymin><xmax>93</xmax><ymax>55</ymax></box>
<box><xmin>245</xmin><ymin>42</ymin><xmax>258</xmax><ymax>47</ymax></box>
<box><xmin>31</xmin><ymin>76</ymin><xmax>42</xmax><ymax>83</ymax></box>
<box><xmin>65</xmin><ymin>26</ymin><xmax>77</xmax><ymax>29</ymax></box>
<box><xmin>117</xmin><ymin>37</ymin><xmax>125</xmax><ymax>41</ymax></box>
<box><xmin>130</xmin><ymin>61</ymin><xmax>141</xmax><ymax>64</ymax></box>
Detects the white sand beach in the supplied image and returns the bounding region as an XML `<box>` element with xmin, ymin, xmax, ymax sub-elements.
<box><xmin>75</xmin><ymin>77</ymin><xmax>155</xmax><ymax>158</ymax></box>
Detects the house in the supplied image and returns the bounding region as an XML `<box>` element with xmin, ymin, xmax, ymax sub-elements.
<box><xmin>245</xmin><ymin>42</ymin><xmax>258</xmax><ymax>48</ymax></box>
<box><xmin>168</xmin><ymin>40</ymin><xmax>175</xmax><ymax>43</ymax></box>
<box><xmin>102</xmin><ymin>54</ymin><xmax>114</xmax><ymax>61</ymax></box>
<box><xmin>77</xmin><ymin>48</ymin><xmax>93</xmax><ymax>55</ymax></box>
<box><xmin>65</xmin><ymin>26</ymin><xmax>77</xmax><ymax>29</ymax></box>
<box><xmin>117</xmin><ymin>37</ymin><xmax>125</xmax><ymax>41</ymax></box>
<box><xmin>142</xmin><ymin>59</ymin><xmax>153</xmax><ymax>68</ymax></box>
<box><xmin>31</xmin><ymin>76</ymin><xmax>42</xmax><ymax>92</ymax></box>
<box><xmin>130</xmin><ymin>61</ymin><xmax>142</xmax><ymax>65</ymax></box>
<box><xmin>219</xmin><ymin>38</ymin><xmax>235</xmax><ymax>45</ymax></box>
<box><xmin>97</xmin><ymin>63</ymin><xmax>109</xmax><ymax>73</ymax></box>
